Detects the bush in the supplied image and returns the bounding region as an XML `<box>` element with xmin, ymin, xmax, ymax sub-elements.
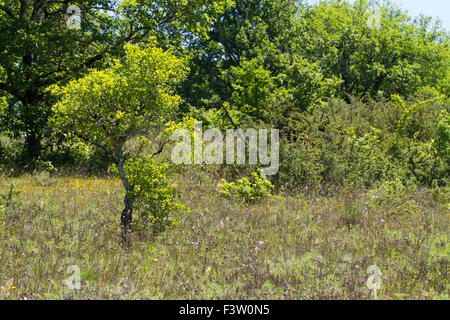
<box><xmin>0</xmin><ymin>183</ymin><xmax>20</xmax><ymax>207</ymax></box>
<box><xmin>276</xmin><ymin>95</ymin><xmax>449</xmax><ymax>192</ymax></box>
<box><xmin>218</xmin><ymin>170</ymin><xmax>274</xmax><ymax>203</ymax></box>
<box><xmin>125</xmin><ymin>158</ymin><xmax>187</xmax><ymax>235</ymax></box>
<box><xmin>0</xmin><ymin>135</ymin><xmax>22</xmax><ymax>170</ymax></box>
<box><xmin>434</xmin><ymin>109</ymin><xmax>450</xmax><ymax>158</ymax></box>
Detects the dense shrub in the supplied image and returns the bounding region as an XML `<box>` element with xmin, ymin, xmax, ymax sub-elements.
<box><xmin>218</xmin><ymin>170</ymin><xmax>274</xmax><ymax>203</ymax></box>
<box><xmin>276</xmin><ymin>95</ymin><xmax>449</xmax><ymax>192</ymax></box>
<box><xmin>125</xmin><ymin>158</ymin><xmax>187</xmax><ymax>235</ymax></box>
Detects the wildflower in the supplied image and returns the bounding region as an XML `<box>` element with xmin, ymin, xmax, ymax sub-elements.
<box><xmin>186</xmin><ymin>280</ymin><xmax>189</xmax><ymax>284</ymax></box>
<box><xmin>175</xmin><ymin>241</ymin><xmax>179</xmax><ymax>245</ymax></box>
<box><xmin>191</xmin><ymin>241</ymin><xmax>199</xmax><ymax>245</ymax></box>
<box><xmin>259</xmin><ymin>241</ymin><xmax>264</xmax><ymax>245</ymax></box>
<box><xmin>255</xmin><ymin>246</ymin><xmax>259</xmax><ymax>251</ymax></box>
<box><xmin>381</xmin><ymin>219</ymin><xmax>385</xmax><ymax>223</ymax></box>
<box><xmin>303</xmin><ymin>273</ymin><xmax>307</xmax><ymax>278</ymax></box>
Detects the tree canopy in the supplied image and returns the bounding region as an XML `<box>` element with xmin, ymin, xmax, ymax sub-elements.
<box><xmin>0</xmin><ymin>0</ymin><xmax>232</xmax><ymax>165</ymax></box>
<box><xmin>51</xmin><ymin>41</ymin><xmax>188</xmax><ymax>239</ymax></box>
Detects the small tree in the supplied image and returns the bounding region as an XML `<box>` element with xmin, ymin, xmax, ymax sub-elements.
<box><xmin>51</xmin><ymin>41</ymin><xmax>188</xmax><ymax>241</ymax></box>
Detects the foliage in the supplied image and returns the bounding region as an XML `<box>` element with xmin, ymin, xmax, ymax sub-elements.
<box><xmin>0</xmin><ymin>0</ymin><xmax>232</xmax><ymax>164</ymax></box>
<box><xmin>0</xmin><ymin>183</ymin><xmax>20</xmax><ymax>207</ymax></box>
<box><xmin>51</xmin><ymin>41</ymin><xmax>188</xmax><ymax>238</ymax></box>
<box><xmin>434</xmin><ymin>109</ymin><xmax>450</xmax><ymax>158</ymax></box>
<box><xmin>0</xmin><ymin>0</ymin><xmax>123</xmax><ymax>162</ymax></box>
<box><xmin>277</xmin><ymin>94</ymin><xmax>449</xmax><ymax>192</ymax></box>
<box><xmin>226</xmin><ymin>58</ymin><xmax>273</xmax><ymax>120</ymax></box>
<box><xmin>218</xmin><ymin>170</ymin><xmax>274</xmax><ymax>203</ymax></box>
<box><xmin>296</xmin><ymin>0</ymin><xmax>449</xmax><ymax>99</ymax></box>
<box><xmin>0</xmin><ymin>0</ymin><xmax>448</xmax><ymax>173</ymax></box>
<box><xmin>392</xmin><ymin>94</ymin><xmax>444</xmax><ymax>142</ymax></box>
<box><xmin>179</xmin><ymin>0</ymin><xmax>449</xmax><ymax>131</ymax></box>
<box><xmin>0</xmin><ymin>0</ymin><xmax>448</xmax><ymax>301</ymax></box>
<box><xmin>125</xmin><ymin>158</ymin><xmax>187</xmax><ymax>235</ymax></box>
<box><xmin>50</xmin><ymin>41</ymin><xmax>188</xmax><ymax>156</ymax></box>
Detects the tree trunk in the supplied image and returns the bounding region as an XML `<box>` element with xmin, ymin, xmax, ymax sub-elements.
<box><xmin>121</xmin><ymin>193</ymin><xmax>133</xmax><ymax>244</ymax></box>
<box><xmin>115</xmin><ymin>143</ymin><xmax>133</xmax><ymax>244</ymax></box>
<box><xmin>21</xmin><ymin>130</ymin><xmax>41</xmax><ymax>171</ymax></box>
<box><xmin>19</xmin><ymin>97</ymin><xmax>44</xmax><ymax>171</ymax></box>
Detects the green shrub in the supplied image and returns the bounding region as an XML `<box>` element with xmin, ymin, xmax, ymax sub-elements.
<box><xmin>369</xmin><ymin>178</ymin><xmax>408</xmax><ymax>203</ymax></box>
<box><xmin>276</xmin><ymin>96</ymin><xmax>449</xmax><ymax>192</ymax></box>
<box><xmin>0</xmin><ymin>135</ymin><xmax>22</xmax><ymax>169</ymax></box>
<box><xmin>125</xmin><ymin>158</ymin><xmax>187</xmax><ymax>235</ymax></box>
<box><xmin>218</xmin><ymin>170</ymin><xmax>274</xmax><ymax>203</ymax></box>
<box><xmin>434</xmin><ymin>109</ymin><xmax>450</xmax><ymax>158</ymax></box>
<box><xmin>0</xmin><ymin>183</ymin><xmax>20</xmax><ymax>207</ymax></box>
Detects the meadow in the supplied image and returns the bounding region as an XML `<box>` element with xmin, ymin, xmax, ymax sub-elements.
<box><xmin>0</xmin><ymin>168</ymin><xmax>447</xmax><ymax>300</ymax></box>
<box><xmin>0</xmin><ymin>0</ymin><xmax>449</xmax><ymax>301</ymax></box>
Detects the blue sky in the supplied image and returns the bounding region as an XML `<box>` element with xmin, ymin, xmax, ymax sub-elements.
<box><xmin>306</xmin><ymin>0</ymin><xmax>450</xmax><ymax>30</ymax></box>
<box><xmin>395</xmin><ymin>0</ymin><xmax>449</xmax><ymax>29</ymax></box>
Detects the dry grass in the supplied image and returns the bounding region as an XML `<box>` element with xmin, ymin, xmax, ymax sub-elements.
<box><xmin>0</xmin><ymin>169</ymin><xmax>448</xmax><ymax>300</ymax></box>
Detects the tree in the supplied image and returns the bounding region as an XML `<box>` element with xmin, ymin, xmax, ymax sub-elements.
<box><xmin>0</xmin><ymin>0</ymin><xmax>231</xmax><ymax>167</ymax></box>
<box><xmin>178</xmin><ymin>0</ymin><xmax>340</xmax><ymax>128</ymax></box>
<box><xmin>295</xmin><ymin>0</ymin><xmax>449</xmax><ymax>100</ymax></box>
<box><xmin>51</xmin><ymin>42</ymin><xmax>188</xmax><ymax>241</ymax></box>
<box><xmin>179</xmin><ymin>0</ymin><xmax>302</xmax><ymax>113</ymax></box>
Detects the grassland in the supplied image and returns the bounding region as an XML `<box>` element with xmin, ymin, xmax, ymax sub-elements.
<box><xmin>0</xmin><ymin>169</ymin><xmax>448</xmax><ymax>300</ymax></box>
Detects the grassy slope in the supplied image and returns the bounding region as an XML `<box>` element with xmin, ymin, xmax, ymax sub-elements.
<box><xmin>0</xmin><ymin>170</ymin><xmax>448</xmax><ymax>300</ymax></box>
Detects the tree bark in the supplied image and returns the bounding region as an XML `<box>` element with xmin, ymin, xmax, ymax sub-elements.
<box><xmin>115</xmin><ymin>142</ymin><xmax>133</xmax><ymax>243</ymax></box>
<box><xmin>21</xmin><ymin>130</ymin><xmax>41</xmax><ymax>171</ymax></box>
<box><xmin>120</xmin><ymin>192</ymin><xmax>133</xmax><ymax>244</ymax></box>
